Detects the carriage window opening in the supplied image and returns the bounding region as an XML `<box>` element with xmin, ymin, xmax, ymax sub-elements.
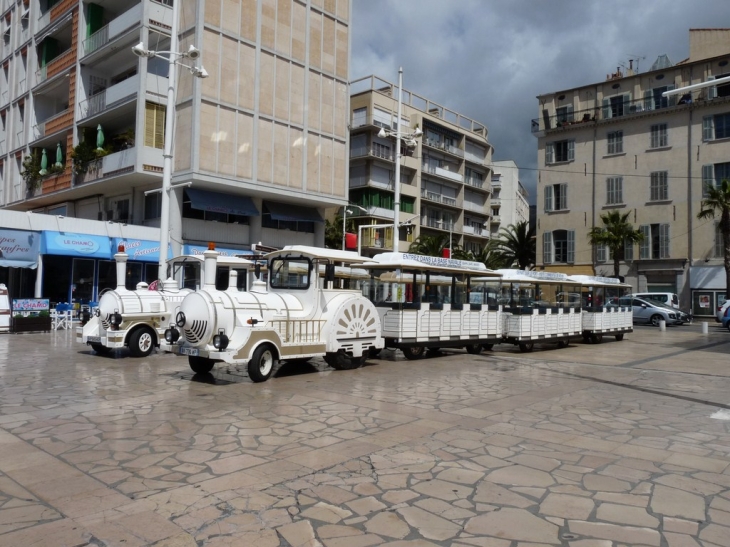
<box><xmin>177</xmin><ymin>263</ymin><xmax>201</xmax><ymax>290</ymax></box>
<box><xmin>270</xmin><ymin>258</ymin><xmax>311</xmax><ymax>290</ymax></box>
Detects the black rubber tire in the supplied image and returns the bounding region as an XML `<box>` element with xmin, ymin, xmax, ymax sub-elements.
<box><xmin>402</xmin><ymin>346</ymin><xmax>426</xmax><ymax>360</ymax></box>
<box><xmin>128</xmin><ymin>327</ymin><xmax>155</xmax><ymax>357</ymax></box>
<box><xmin>324</xmin><ymin>351</ymin><xmax>364</xmax><ymax>370</ymax></box>
<box><xmin>465</xmin><ymin>344</ymin><xmax>482</xmax><ymax>355</ymax></box>
<box><xmin>189</xmin><ymin>355</ymin><xmax>215</xmax><ymax>374</ymax></box>
<box><xmin>557</xmin><ymin>340</ymin><xmax>568</xmax><ymax>348</ymax></box>
<box><xmin>589</xmin><ymin>333</ymin><xmax>603</xmax><ymax>344</ymax></box>
<box><xmin>248</xmin><ymin>344</ymin><xmax>276</xmax><ymax>382</ymax></box>
<box><xmin>615</xmin><ymin>333</ymin><xmax>625</xmax><ymax>341</ymax></box>
<box><xmin>581</xmin><ymin>332</ymin><xmax>591</xmax><ymax>342</ymax></box>
<box><xmin>368</xmin><ymin>347</ymin><xmax>382</xmax><ymax>358</ymax></box>
<box><xmin>518</xmin><ymin>341</ymin><xmax>534</xmax><ymax>353</ymax></box>
<box><xmin>650</xmin><ymin>314</ymin><xmax>662</xmax><ymax>327</ymax></box>
<box><xmin>481</xmin><ymin>343</ymin><xmax>494</xmax><ymax>351</ymax></box>
<box><xmin>90</xmin><ymin>343</ymin><xmax>112</xmax><ymax>355</ymax></box>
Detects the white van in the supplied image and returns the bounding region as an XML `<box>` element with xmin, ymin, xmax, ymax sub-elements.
<box><xmin>632</xmin><ymin>292</ymin><xmax>679</xmax><ymax>309</ymax></box>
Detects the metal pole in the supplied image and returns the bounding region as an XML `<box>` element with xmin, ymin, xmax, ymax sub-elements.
<box><xmin>342</xmin><ymin>208</ymin><xmax>347</xmax><ymax>250</ymax></box>
<box><xmin>157</xmin><ymin>0</ymin><xmax>179</xmax><ymax>280</ymax></box>
<box><xmin>392</xmin><ymin>67</ymin><xmax>403</xmax><ymax>252</ymax></box>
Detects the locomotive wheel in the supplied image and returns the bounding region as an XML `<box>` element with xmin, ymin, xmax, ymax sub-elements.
<box><xmin>581</xmin><ymin>332</ymin><xmax>591</xmax><ymax>343</ymax></box>
<box><xmin>589</xmin><ymin>333</ymin><xmax>603</xmax><ymax>344</ymax></box>
<box><xmin>248</xmin><ymin>345</ymin><xmax>276</xmax><ymax>383</ymax></box>
<box><xmin>90</xmin><ymin>343</ymin><xmax>112</xmax><ymax>355</ymax></box>
<box><xmin>615</xmin><ymin>333</ymin><xmax>625</xmax><ymax>341</ymax></box>
<box><xmin>518</xmin><ymin>341</ymin><xmax>534</xmax><ymax>353</ymax></box>
<box><xmin>324</xmin><ymin>351</ymin><xmax>364</xmax><ymax>370</ymax></box>
<box><xmin>465</xmin><ymin>344</ymin><xmax>482</xmax><ymax>355</ymax></box>
<box><xmin>189</xmin><ymin>356</ymin><xmax>215</xmax><ymax>374</ymax></box>
<box><xmin>368</xmin><ymin>347</ymin><xmax>382</xmax><ymax>358</ymax></box>
<box><xmin>129</xmin><ymin>327</ymin><xmax>155</xmax><ymax>357</ymax></box>
<box><xmin>402</xmin><ymin>346</ymin><xmax>425</xmax><ymax>360</ymax></box>
<box><xmin>557</xmin><ymin>339</ymin><xmax>569</xmax><ymax>348</ymax></box>
<box><xmin>481</xmin><ymin>343</ymin><xmax>494</xmax><ymax>351</ymax></box>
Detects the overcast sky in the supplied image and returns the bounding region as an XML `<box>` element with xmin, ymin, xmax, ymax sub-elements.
<box><xmin>350</xmin><ymin>0</ymin><xmax>729</xmax><ymax>204</ymax></box>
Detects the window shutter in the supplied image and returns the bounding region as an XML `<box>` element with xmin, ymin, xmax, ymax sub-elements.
<box><xmin>543</xmin><ymin>232</ymin><xmax>552</xmax><ymax>264</ymax></box>
<box><xmin>145</xmin><ymin>102</ymin><xmax>165</xmax><ymax>149</ymax></box>
<box><xmin>567</xmin><ymin>140</ymin><xmax>575</xmax><ymax>161</ymax></box>
<box><xmin>702</xmin><ymin>164</ymin><xmax>714</xmax><ymax>197</ymax></box>
<box><xmin>644</xmin><ymin>89</ymin><xmax>653</xmax><ymax>111</ymax></box>
<box><xmin>624</xmin><ymin>239</ymin><xmax>634</xmax><ymax>261</ymax></box>
<box><xmin>567</xmin><ymin>230</ymin><xmax>575</xmax><ymax>263</ymax></box>
<box><xmin>561</xmin><ymin>183</ymin><xmax>568</xmax><ymax>209</ymax></box>
<box><xmin>602</xmin><ymin>98</ymin><xmax>610</xmax><ymax>119</ymax></box>
<box><xmin>596</xmin><ymin>244</ymin><xmax>606</xmax><ymax>263</ymax></box>
<box><xmin>617</xmin><ymin>177</ymin><xmax>623</xmax><ymax>203</ymax></box>
<box><xmin>660</xmin><ymin>224</ymin><xmax>670</xmax><ymax>258</ymax></box>
<box><xmin>544</xmin><ymin>185</ymin><xmax>553</xmax><ymax>212</ymax></box>
<box><xmin>666</xmin><ymin>84</ymin><xmax>676</xmax><ymax>106</ymax></box>
<box><xmin>623</xmin><ymin>93</ymin><xmax>631</xmax><ymax>114</ymax></box>
<box><xmin>566</xmin><ymin>104</ymin><xmax>574</xmax><ymax>121</ymax></box>
<box><xmin>639</xmin><ymin>225</ymin><xmax>650</xmax><ymax>259</ymax></box>
<box><xmin>545</xmin><ymin>143</ymin><xmax>554</xmax><ymax>164</ymax></box>
<box><xmin>708</xmin><ymin>75</ymin><xmax>717</xmax><ymax>99</ymax></box>
<box><xmin>702</xmin><ymin>116</ymin><xmax>714</xmax><ymax>141</ymax></box>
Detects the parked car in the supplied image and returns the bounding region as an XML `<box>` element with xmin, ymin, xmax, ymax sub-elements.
<box><xmin>716</xmin><ymin>299</ymin><xmax>730</xmax><ymax>323</ymax></box>
<box><xmin>649</xmin><ymin>301</ymin><xmax>692</xmax><ymax>324</ymax></box>
<box><xmin>722</xmin><ymin>312</ymin><xmax>730</xmax><ymax>332</ymax></box>
<box><xmin>619</xmin><ymin>297</ymin><xmax>682</xmax><ymax>326</ymax></box>
<box><xmin>631</xmin><ymin>292</ymin><xmax>680</xmax><ymax>310</ymax></box>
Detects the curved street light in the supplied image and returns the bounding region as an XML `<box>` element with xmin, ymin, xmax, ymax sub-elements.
<box><xmin>342</xmin><ymin>204</ymin><xmax>368</xmax><ymax>250</ymax></box>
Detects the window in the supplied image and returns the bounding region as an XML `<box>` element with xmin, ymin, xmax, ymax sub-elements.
<box><xmin>544</xmin><ymin>183</ymin><xmax>568</xmax><ymax>212</ymax></box>
<box><xmin>702</xmin><ymin>162</ymin><xmax>730</xmax><ymax>196</ymax></box>
<box><xmin>144</xmin><ymin>102</ymin><xmax>165</xmax><ymax>149</ymax></box>
<box><xmin>602</xmin><ymin>94</ymin><xmax>630</xmax><ymax>119</ymax></box>
<box><xmin>703</xmin><ymin>113</ymin><xmax>730</xmax><ymax>141</ymax></box>
<box><xmin>351</xmin><ymin>107</ymin><xmax>367</xmax><ymax>128</ymax></box>
<box><xmin>543</xmin><ymin>229</ymin><xmax>575</xmax><ymax>264</ymax></box>
<box><xmin>624</xmin><ymin>239</ymin><xmax>634</xmax><ymax>261</ymax></box>
<box><xmin>371</xmin><ymin>141</ymin><xmax>391</xmax><ymax>159</ymax></box>
<box><xmin>715</xmin><ymin>223</ymin><xmax>725</xmax><ymax>258</ymax></box>
<box><xmin>650</xmin><ymin>171</ymin><xmax>668</xmax><ymax>201</ymax></box>
<box><xmin>546</xmin><ymin>140</ymin><xmax>574</xmax><ymax>163</ymax></box>
<box><xmin>708</xmin><ymin>73</ymin><xmax>730</xmax><ymax>99</ymax></box>
<box><xmin>556</xmin><ymin>105</ymin><xmax>573</xmax><ymax>124</ymax></box>
<box><xmin>607</xmin><ymin>131</ymin><xmax>623</xmax><ymax>154</ymax></box>
<box><xmin>643</xmin><ymin>85</ymin><xmax>676</xmax><ymax>110</ymax></box>
<box><xmin>270</xmin><ymin>258</ymin><xmax>311</xmax><ymax>290</ymax></box>
<box><xmin>639</xmin><ymin>224</ymin><xmax>670</xmax><ymax>259</ymax></box>
<box><xmin>650</xmin><ymin>123</ymin><xmax>668</xmax><ymax>148</ymax></box>
<box><xmin>144</xmin><ymin>192</ymin><xmax>161</xmax><ymax>220</ymax></box>
<box><xmin>596</xmin><ymin>243</ymin><xmax>607</xmax><ymax>263</ymax></box>
<box><xmin>606</xmin><ymin>177</ymin><xmax>623</xmax><ymax>205</ymax></box>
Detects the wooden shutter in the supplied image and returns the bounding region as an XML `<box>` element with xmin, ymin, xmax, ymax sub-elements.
<box><xmin>567</xmin><ymin>230</ymin><xmax>575</xmax><ymax>263</ymax></box>
<box><xmin>566</xmin><ymin>104</ymin><xmax>574</xmax><ymax>122</ymax></box>
<box><xmin>624</xmin><ymin>239</ymin><xmax>633</xmax><ymax>261</ymax></box>
<box><xmin>144</xmin><ymin>102</ymin><xmax>165</xmax><ymax>149</ymax></box>
<box><xmin>708</xmin><ymin>76</ymin><xmax>717</xmax><ymax>99</ymax></box>
<box><xmin>545</xmin><ymin>142</ymin><xmax>554</xmax><ymax>164</ymax></box>
<box><xmin>544</xmin><ymin>185</ymin><xmax>553</xmax><ymax>212</ymax></box>
<box><xmin>602</xmin><ymin>98</ymin><xmax>610</xmax><ymax>119</ymax></box>
<box><xmin>543</xmin><ymin>232</ymin><xmax>552</xmax><ymax>264</ymax></box>
<box><xmin>567</xmin><ymin>140</ymin><xmax>575</xmax><ymax>161</ymax></box>
<box><xmin>702</xmin><ymin>164</ymin><xmax>715</xmax><ymax>197</ymax></box>
<box><xmin>644</xmin><ymin>89</ymin><xmax>653</xmax><ymax>111</ymax></box>
<box><xmin>639</xmin><ymin>225</ymin><xmax>650</xmax><ymax>259</ymax></box>
<box><xmin>660</xmin><ymin>224</ymin><xmax>670</xmax><ymax>258</ymax></box>
<box><xmin>703</xmin><ymin>116</ymin><xmax>714</xmax><ymax>141</ymax></box>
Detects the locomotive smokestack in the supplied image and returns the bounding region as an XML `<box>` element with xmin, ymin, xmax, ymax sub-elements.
<box><xmin>203</xmin><ymin>249</ymin><xmax>219</xmax><ymax>289</ymax></box>
<box><xmin>115</xmin><ymin>248</ymin><xmax>128</xmax><ymax>289</ymax></box>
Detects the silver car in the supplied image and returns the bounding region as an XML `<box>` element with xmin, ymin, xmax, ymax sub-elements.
<box><xmin>619</xmin><ymin>297</ymin><xmax>681</xmax><ymax>326</ymax></box>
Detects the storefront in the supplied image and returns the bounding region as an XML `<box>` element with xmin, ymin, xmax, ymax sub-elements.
<box><xmin>0</xmin><ymin>228</ymin><xmax>41</xmax><ymax>301</ymax></box>
<box><xmin>690</xmin><ymin>266</ymin><xmax>728</xmax><ymax>319</ymax></box>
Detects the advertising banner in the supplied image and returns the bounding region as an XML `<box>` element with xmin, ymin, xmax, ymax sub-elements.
<box><xmin>12</xmin><ymin>298</ymin><xmax>50</xmax><ymax>311</ymax></box>
<box><xmin>0</xmin><ymin>229</ymin><xmax>41</xmax><ymax>268</ymax></box>
<box><xmin>112</xmin><ymin>238</ymin><xmax>172</xmax><ymax>263</ymax></box>
<box><xmin>42</xmin><ymin>232</ymin><xmax>112</xmax><ymax>259</ymax></box>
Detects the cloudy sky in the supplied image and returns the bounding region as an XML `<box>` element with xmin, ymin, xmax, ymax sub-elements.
<box><xmin>350</xmin><ymin>0</ymin><xmax>729</xmax><ymax>203</ymax></box>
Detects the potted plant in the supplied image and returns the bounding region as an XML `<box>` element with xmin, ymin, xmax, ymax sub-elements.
<box><xmin>11</xmin><ymin>311</ymin><xmax>52</xmax><ymax>333</ymax></box>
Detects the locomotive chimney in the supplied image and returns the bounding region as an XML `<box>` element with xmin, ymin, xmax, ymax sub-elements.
<box><xmin>203</xmin><ymin>249</ymin><xmax>219</xmax><ymax>289</ymax></box>
<box><xmin>227</xmin><ymin>268</ymin><xmax>238</xmax><ymax>291</ymax></box>
<box><xmin>115</xmin><ymin>247</ymin><xmax>128</xmax><ymax>290</ymax></box>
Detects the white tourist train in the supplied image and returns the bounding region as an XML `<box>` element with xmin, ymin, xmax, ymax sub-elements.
<box><xmin>359</xmin><ymin>252</ymin><xmax>503</xmax><ymax>359</ymax></box>
<box><xmin>568</xmin><ymin>274</ymin><xmax>633</xmax><ymax>343</ymax></box>
<box><xmin>494</xmin><ymin>269</ymin><xmax>583</xmax><ymax>352</ymax></box>
<box><xmin>162</xmin><ymin>246</ymin><xmax>384</xmax><ymax>382</ymax></box>
<box><xmin>76</xmin><ymin>246</ymin><xmax>257</xmax><ymax>357</ymax></box>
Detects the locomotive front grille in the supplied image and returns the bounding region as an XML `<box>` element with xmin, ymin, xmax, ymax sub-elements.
<box><xmin>184</xmin><ymin>320</ymin><xmax>208</xmax><ymax>344</ymax></box>
<box><xmin>101</xmin><ymin>315</ymin><xmax>111</xmax><ymax>330</ymax></box>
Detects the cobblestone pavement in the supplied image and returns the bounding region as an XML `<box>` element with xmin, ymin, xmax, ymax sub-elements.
<box><xmin>0</xmin><ymin>325</ymin><xmax>729</xmax><ymax>546</ymax></box>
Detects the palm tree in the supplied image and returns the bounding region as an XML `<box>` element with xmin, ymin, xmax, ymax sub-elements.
<box><xmin>492</xmin><ymin>221</ymin><xmax>535</xmax><ymax>270</ymax></box>
<box><xmin>697</xmin><ymin>178</ymin><xmax>730</xmax><ymax>296</ymax></box>
<box><xmin>453</xmin><ymin>242</ymin><xmax>506</xmax><ymax>270</ymax></box>
<box><xmin>587</xmin><ymin>210</ymin><xmax>644</xmax><ymax>278</ymax></box>
<box><xmin>408</xmin><ymin>234</ymin><xmax>449</xmax><ymax>257</ymax></box>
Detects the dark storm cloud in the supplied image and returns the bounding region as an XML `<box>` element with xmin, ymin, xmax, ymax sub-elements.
<box><xmin>351</xmin><ymin>0</ymin><xmax>730</xmax><ymax>203</ymax></box>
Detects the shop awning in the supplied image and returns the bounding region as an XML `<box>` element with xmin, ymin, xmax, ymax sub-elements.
<box><xmin>187</xmin><ymin>188</ymin><xmax>259</xmax><ymax>217</ymax></box>
<box><xmin>42</xmin><ymin>231</ymin><xmax>112</xmax><ymax>259</ymax></box>
<box><xmin>183</xmin><ymin>244</ymin><xmax>253</xmax><ymax>257</ymax></box>
<box><xmin>0</xmin><ymin>229</ymin><xmax>41</xmax><ymax>269</ymax></box>
<box><xmin>264</xmin><ymin>201</ymin><xmax>324</xmax><ymax>223</ymax></box>
<box><xmin>112</xmin><ymin>238</ymin><xmax>172</xmax><ymax>263</ymax></box>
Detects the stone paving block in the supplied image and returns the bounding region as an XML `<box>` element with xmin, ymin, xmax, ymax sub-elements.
<box><xmin>539</xmin><ymin>493</ymin><xmax>595</xmax><ymax>520</ymax></box>
<box><xmin>464</xmin><ymin>508</ymin><xmax>559</xmax><ymax>543</ymax></box>
<box><xmin>397</xmin><ymin>506</ymin><xmax>461</xmax><ymax>541</ymax></box>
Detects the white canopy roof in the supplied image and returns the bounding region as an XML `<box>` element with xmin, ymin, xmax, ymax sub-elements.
<box><xmin>361</xmin><ymin>252</ymin><xmax>499</xmax><ymax>277</ymax></box>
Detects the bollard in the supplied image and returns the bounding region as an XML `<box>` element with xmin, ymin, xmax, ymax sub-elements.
<box><xmin>659</xmin><ymin>319</ymin><xmax>666</xmax><ymax>331</ymax></box>
<box><xmin>702</xmin><ymin>321</ymin><xmax>709</xmax><ymax>334</ymax></box>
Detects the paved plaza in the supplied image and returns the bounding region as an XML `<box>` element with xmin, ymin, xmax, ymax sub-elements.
<box><xmin>0</xmin><ymin>325</ymin><xmax>729</xmax><ymax>546</ymax></box>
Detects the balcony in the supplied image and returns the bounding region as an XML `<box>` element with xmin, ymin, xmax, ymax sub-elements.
<box><xmin>462</xmin><ymin>225</ymin><xmax>484</xmax><ymax>236</ymax></box>
<box><xmin>490</xmin><ymin>215</ymin><xmax>501</xmax><ymax>224</ymax></box>
<box><xmin>31</xmin><ymin>108</ymin><xmax>72</xmax><ymax>140</ymax></box>
<box><xmin>464</xmin><ymin>175</ymin><xmax>486</xmax><ymax>189</ymax></box>
<box><xmin>75</xmin><ymin>147</ymin><xmax>137</xmax><ymax>185</ymax></box>
<box><xmin>420</xmin><ymin>189</ymin><xmax>459</xmax><ymax>208</ymax></box>
<box><xmin>78</xmin><ymin>74</ymin><xmax>139</xmax><ymax>120</ymax></box>
<box><xmin>349</xmin><ymin>145</ymin><xmax>394</xmax><ymax>161</ymax></box>
<box><xmin>462</xmin><ymin>200</ymin><xmax>486</xmax><ymax>214</ymax></box>
<box><xmin>464</xmin><ymin>150</ymin><xmax>486</xmax><ymax>164</ymax></box>
<box><xmin>36</xmin><ymin>48</ymin><xmax>75</xmax><ymax>86</ymax></box>
<box><xmin>422</xmin><ymin>217</ymin><xmax>455</xmax><ymax>232</ymax></box>
<box><xmin>83</xmin><ymin>3</ymin><xmax>143</xmax><ymax>57</ymax></box>
<box><xmin>491</xmin><ymin>197</ymin><xmax>501</xmax><ymax>206</ymax></box>
<box><xmin>422</xmin><ymin>163</ymin><xmax>463</xmax><ymax>183</ymax></box>
<box><xmin>37</xmin><ymin>0</ymin><xmax>76</xmax><ymax>34</ymax></box>
<box><xmin>423</xmin><ymin>137</ymin><xmax>464</xmax><ymax>158</ymax></box>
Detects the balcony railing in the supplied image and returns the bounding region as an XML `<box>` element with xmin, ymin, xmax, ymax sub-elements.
<box><xmin>490</xmin><ymin>215</ymin><xmax>501</xmax><ymax>224</ymax></box>
<box><xmin>78</xmin><ymin>74</ymin><xmax>139</xmax><ymax>119</ymax></box>
<box><xmin>422</xmin><ymin>163</ymin><xmax>463</xmax><ymax>183</ymax></box>
<box><xmin>423</xmin><ymin>137</ymin><xmax>464</xmax><ymax>158</ymax></box>
<box><xmin>464</xmin><ymin>175</ymin><xmax>484</xmax><ymax>189</ymax></box>
<box><xmin>349</xmin><ymin>145</ymin><xmax>394</xmax><ymax>161</ymax></box>
<box><xmin>76</xmin><ymin>147</ymin><xmax>137</xmax><ymax>185</ymax></box>
<box><xmin>32</xmin><ymin>108</ymin><xmax>71</xmax><ymax>140</ymax></box>
<box><xmin>420</xmin><ymin>189</ymin><xmax>459</xmax><ymax>207</ymax></box>
<box><xmin>464</xmin><ymin>150</ymin><xmax>486</xmax><ymax>164</ymax></box>
<box><xmin>463</xmin><ymin>200</ymin><xmax>486</xmax><ymax>213</ymax></box>
<box><xmin>83</xmin><ymin>3</ymin><xmax>143</xmax><ymax>56</ymax></box>
<box><xmin>36</xmin><ymin>48</ymin><xmax>75</xmax><ymax>85</ymax></box>
<box><xmin>422</xmin><ymin>217</ymin><xmax>455</xmax><ymax>231</ymax></box>
<box><xmin>462</xmin><ymin>225</ymin><xmax>484</xmax><ymax>236</ymax></box>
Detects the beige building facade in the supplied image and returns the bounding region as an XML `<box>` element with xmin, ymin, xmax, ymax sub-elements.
<box><xmin>534</xmin><ymin>29</ymin><xmax>730</xmax><ymax>317</ymax></box>
<box><xmin>348</xmin><ymin>75</ymin><xmax>493</xmax><ymax>257</ymax></box>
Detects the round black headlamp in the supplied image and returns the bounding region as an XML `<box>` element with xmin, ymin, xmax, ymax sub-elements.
<box><xmin>165</xmin><ymin>327</ymin><xmax>180</xmax><ymax>343</ymax></box>
<box><xmin>110</xmin><ymin>310</ymin><xmax>123</xmax><ymax>328</ymax></box>
<box><xmin>213</xmin><ymin>330</ymin><xmax>229</xmax><ymax>350</ymax></box>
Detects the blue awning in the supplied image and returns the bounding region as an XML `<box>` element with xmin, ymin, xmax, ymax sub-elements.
<box><xmin>265</xmin><ymin>201</ymin><xmax>324</xmax><ymax>223</ymax></box>
<box><xmin>112</xmin><ymin>238</ymin><xmax>172</xmax><ymax>263</ymax></box>
<box><xmin>0</xmin><ymin>229</ymin><xmax>41</xmax><ymax>268</ymax></box>
<box><xmin>187</xmin><ymin>188</ymin><xmax>259</xmax><ymax>217</ymax></box>
<box><xmin>183</xmin><ymin>244</ymin><xmax>253</xmax><ymax>257</ymax></box>
<box><xmin>42</xmin><ymin>232</ymin><xmax>112</xmax><ymax>259</ymax></box>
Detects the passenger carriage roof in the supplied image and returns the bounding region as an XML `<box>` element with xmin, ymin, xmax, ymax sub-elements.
<box><xmin>267</xmin><ymin>245</ymin><xmax>370</xmax><ymax>264</ymax></box>
<box><xmin>170</xmin><ymin>254</ymin><xmax>255</xmax><ymax>267</ymax></box>
<box><xmin>494</xmin><ymin>269</ymin><xmax>581</xmax><ymax>285</ymax></box>
<box><xmin>567</xmin><ymin>275</ymin><xmax>631</xmax><ymax>288</ymax></box>
<box><xmin>360</xmin><ymin>252</ymin><xmax>500</xmax><ymax>276</ymax></box>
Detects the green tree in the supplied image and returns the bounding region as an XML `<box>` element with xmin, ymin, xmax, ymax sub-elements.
<box><xmin>408</xmin><ymin>234</ymin><xmax>449</xmax><ymax>257</ymax></box>
<box><xmin>697</xmin><ymin>178</ymin><xmax>730</xmax><ymax>296</ymax></box>
<box><xmin>452</xmin><ymin>241</ymin><xmax>506</xmax><ymax>270</ymax></box>
<box><xmin>324</xmin><ymin>215</ymin><xmax>345</xmax><ymax>249</ymax></box>
<box><xmin>587</xmin><ymin>210</ymin><xmax>644</xmax><ymax>278</ymax></box>
<box><xmin>492</xmin><ymin>221</ymin><xmax>535</xmax><ymax>270</ymax></box>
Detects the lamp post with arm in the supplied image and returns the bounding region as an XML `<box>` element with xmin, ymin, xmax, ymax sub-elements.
<box><xmin>377</xmin><ymin>67</ymin><xmax>422</xmax><ymax>252</ymax></box>
<box><xmin>342</xmin><ymin>204</ymin><xmax>368</xmax><ymax>250</ymax></box>
<box><xmin>131</xmin><ymin>3</ymin><xmax>208</xmax><ymax>280</ymax></box>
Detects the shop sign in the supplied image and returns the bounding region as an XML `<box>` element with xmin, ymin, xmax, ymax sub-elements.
<box><xmin>0</xmin><ymin>229</ymin><xmax>41</xmax><ymax>268</ymax></box>
<box><xmin>12</xmin><ymin>298</ymin><xmax>50</xmax><ymax>311</ymax></box>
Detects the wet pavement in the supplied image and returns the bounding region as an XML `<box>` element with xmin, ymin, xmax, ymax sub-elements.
<box><xmin>0</xmin><ymin>324</ymin><xmax>729</xmax><ymax>546</ymax></box>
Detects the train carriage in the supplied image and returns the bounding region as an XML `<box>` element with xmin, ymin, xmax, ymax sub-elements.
<box><xmin>163</xmin><ymin>246</ymin><xmax>384</xmax><ymax>382</ymax></box>
<box><xmin>360</xmin><ymin>252</ymin><xmax>502</xmax><ymax>359</ymax></box>
<box><xmin>495</xmin><ymin>269</ymin><xmax>582</xmax><ymax>352</ymax></box>
<box><xmin>568</xmin><ymin>274</ymin><xmax>633</xmax><ymax>343</ymax></box>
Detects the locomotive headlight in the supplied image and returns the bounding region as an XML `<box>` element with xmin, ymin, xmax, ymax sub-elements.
<box><xmin>165</xmin><ymin>326</ymin><xmax>180</xmax><ymax>343</ymax></box>
<box><xmin>110</xmin><ymin>310</ymin><xmax>123</xmax><ymax>329</ymax></box>
<box><xmin>175</xmin><ymin>311</ymin><xmax>186</xmax><ymax>328</ymax></box>
<box><xmin>213</xmin><ymin>329</ymin><xmax>229</xmax><ymax>350</ymax></box>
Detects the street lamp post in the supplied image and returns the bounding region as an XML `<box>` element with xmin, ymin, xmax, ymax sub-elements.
<box><xmin>342</xmin><ymin>204</ymin><xmax>368</xmax><ymax>250</ymax></box>
<box><xmin>377</xmin><ymin>67</ymin><xmax>422</xmax><ymax>252</ymax></box>
<box><xmin>131</xmin><ymin>4</ymin><xmax>208</xmax><ymax>280</ymax></box>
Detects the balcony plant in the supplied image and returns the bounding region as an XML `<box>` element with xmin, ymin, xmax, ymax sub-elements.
<box><xmin>22</xmin><ymin>151</ymin><xmax>66</xmax><ymax>195</ymax></box>
<box><xmin>70</xmin><ymin>140</ymin><xmax>109</xmax><ymax>176</ymax></box>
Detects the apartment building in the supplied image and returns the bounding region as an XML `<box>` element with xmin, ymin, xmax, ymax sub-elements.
<box><xmin>348</xmin><ymin>75</ymin><xmax>492</xmax><ymax>257</ymax></box>
<box><xmin>0</xmin><ymin>0</ymin><xmax>350</xmax><ymax>304</ymax></box>
<box><xmin>490</xmin><ymin>160</ymin><xmax>529</xmax><ymax>237</ymax></box>
<box><xmin>534</xmin><ymin>29</ymin><xmax>730</xmax><ymax>317</ymax></box>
